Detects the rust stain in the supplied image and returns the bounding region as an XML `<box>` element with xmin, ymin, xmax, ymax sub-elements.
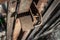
<box><xmin>0</xmin><ymin>0</ymin><xmax>9</xmax><ymax>4</ymax></box>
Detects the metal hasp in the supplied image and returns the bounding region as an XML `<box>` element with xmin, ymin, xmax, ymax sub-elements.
<box><xmin>34</xmin><ymin>0</ymin><xmax>60</xmax><ymax>40</ymax></box>
<box><xmin>27</xmin><ymin>0</ymin><xmax>60</xmax><ymax>40</ymax></box>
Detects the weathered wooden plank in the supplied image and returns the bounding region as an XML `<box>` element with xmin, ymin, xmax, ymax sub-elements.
<box><xmin>18</xmin><ymin>0</ymin><xmax>32</xmax><ymax>13</ymax></box>
<box><xmin>7</xmin><ymin>0</ymin><xmax>17</xmax><ymax>40</ymax></box>
<box><xmin>12</xmin><ymin>18</ymin><xmax>21</xmax><ymax>40</ymax></box>
<box><xmin>20</xmin><ymin>15</ymin><xmax>33</xmax><ymax>40</ymax></box>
